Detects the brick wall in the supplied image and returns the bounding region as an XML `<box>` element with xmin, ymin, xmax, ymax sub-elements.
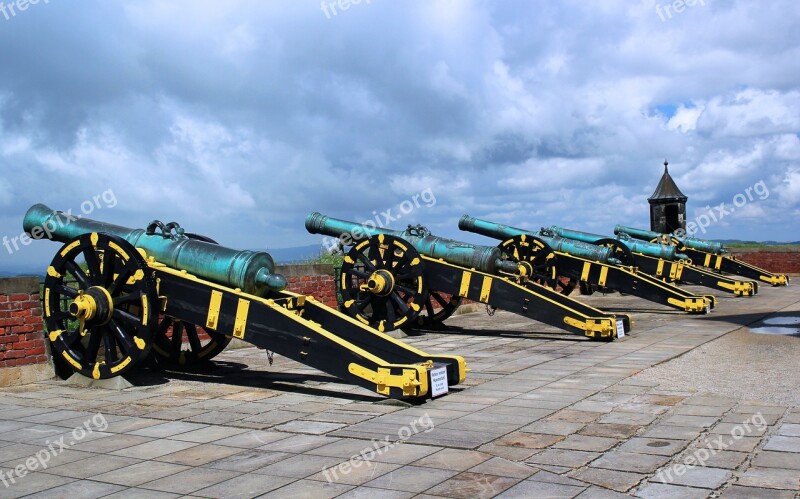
<box><xmin>277</xmin><ymin>264</ymin><xmax>338</xmax><ymax>308</ymax></box>
<box><xmin>0</xmin><ymin>277</ymin><xmax>53</xmax><ymax>385</ymax></box>
<box><xmin>728</xmin><ymin>249</ymin><xmax>800</xmax><ymax>274</ymax></box>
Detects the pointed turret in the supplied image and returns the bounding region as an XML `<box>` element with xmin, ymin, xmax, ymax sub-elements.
<box><xmin>648</xmin><ymin>160</ymin><xmax>687</xmax><ymax>233</ymax></box>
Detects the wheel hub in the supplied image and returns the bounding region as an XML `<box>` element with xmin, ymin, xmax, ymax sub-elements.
<box><xmin>364</xmin><ymin>269</ymin><xmax>395</xmax><ymax>296</ymax></box>
<box><xmin>69</xmin><ymin>286</ymin><xmax>114</xmax><ymax>326</ymax></box>
<box><xmin>517</xmin><ymin>261</ymin><xmax>534</xmax><ymax>282</ymax></box>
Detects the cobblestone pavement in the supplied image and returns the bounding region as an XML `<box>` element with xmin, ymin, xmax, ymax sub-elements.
<box><xmin>0</xmin><ymin>285</ymin><xmax>798</xmax><ymax>498</ymax></box>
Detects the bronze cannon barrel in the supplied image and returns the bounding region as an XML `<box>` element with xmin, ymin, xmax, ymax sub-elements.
<box><xmin>23</xmin><ymin>204</ymin><xmax>287</xmax><ymax>295</ymax></box>
<box><xmin>547</xmin><ymin>226</ymin><xmax>686</xmax><ymax>261</ymax></box>
<box><xmin>614</xmin><ymin>224</ymin><xmax>728</xmax><ymax>255</ymax></box>
<box><xmin>305</xmin><ymin>212</ymin><xmax>521</xmax><ymax>275</ymax></box>
<box><xmin>458</xmin><ymin>215</ymin><xmax>621</xmax><ymax>264</ymax></box>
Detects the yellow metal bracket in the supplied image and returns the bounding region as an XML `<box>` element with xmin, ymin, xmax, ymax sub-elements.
<box><xmin>348</xmin><ymin>363</ymin><xmax>427</xmax><ymax>397</ymax></box>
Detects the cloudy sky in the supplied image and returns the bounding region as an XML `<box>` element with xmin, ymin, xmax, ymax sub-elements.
<box><xmin>1</xmin><ymin>0</ymin><xmax>799</xmax><ymax>269</ymax></box>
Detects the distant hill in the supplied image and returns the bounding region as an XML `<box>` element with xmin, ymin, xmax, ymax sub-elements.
<box><xmin>265</xmin><ymin>244</ymin><xmax>324</xmax><ymax>264</ymax></box>
<box><xmin>718</xmin><ymin>240</ymin><xmax>800</xmax><ymax>246</ymax></box>
<box><xmin>0</xmin><ymin>266</ymin><xmax>45</xmax><ymax>278</ymax></box>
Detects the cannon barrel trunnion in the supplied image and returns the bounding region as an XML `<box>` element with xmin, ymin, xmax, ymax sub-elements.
<box><xmin>23</xmin><ymin>204</ymin><xmax>466</xmax><ymax>399</ymax></box>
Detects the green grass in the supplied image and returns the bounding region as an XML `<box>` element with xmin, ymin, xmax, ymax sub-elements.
<box><xmin>302</xmin><ymin>250</ymin><xmax>344</xmax><ymax>267</ymax></box>
<box><xmin>726</xmin><ymin>242</ymin><xmax>800</xmax><ymax>250</ymax></box>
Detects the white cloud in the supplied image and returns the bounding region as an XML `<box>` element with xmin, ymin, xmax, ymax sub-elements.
<box><xmin>667</xmin><ymin>105</ymin><xmax>703</xmax><ymax>133</ymax></box>
<box><xmin>777</xmin><ymin>169</ymin><xmax>800</xmax><ymax>206</ymax></box>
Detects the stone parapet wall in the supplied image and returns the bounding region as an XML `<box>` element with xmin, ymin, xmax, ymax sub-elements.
<box><xmin>728</xmin><ymin>248</ymin><xmax>800</xmax><ymax>275</ymax></box>
<box><xmin>0</xmin><ymin>277</ymin><xmax>53</xmax><ymax>386</ymax></box>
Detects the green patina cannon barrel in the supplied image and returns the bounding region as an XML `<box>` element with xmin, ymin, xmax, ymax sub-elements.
<box><xmin>23</xmin><ymin>204</ymin><xmax>287</xmax><ymax>295</ymax></box>
<box><xmin>305</xmin><ymin>212</ymin><xmax>521</xmax><ymax>275</ymax></box>
<box><xmin>614</xmin><ymin>225</ymin><xmax>728</xmax><ymax>255</ymax></box>
<box><xmin>458</xmin><ymin>216</ymin><xmax>620</xmax><ymax>264</ymax></box>
<box><xmin>548</xmin><ymin>226</ymin><xmax>685</xmax><ymax>261</ymax></box>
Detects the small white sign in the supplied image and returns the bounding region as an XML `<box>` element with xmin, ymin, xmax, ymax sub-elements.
<box><xmin>429</xmin><ymin>366</ymin><xmax>449</xmax><ymax>398</ymax></box>
<box><xmin>706</xmin><ymin>304</ymin><xmax>711</xmax><ymax>315</ymax></box>
<box><xmin>616</xmin><ymin>319</ymin><xmax>625</xmax><ymax>338</ymax></box>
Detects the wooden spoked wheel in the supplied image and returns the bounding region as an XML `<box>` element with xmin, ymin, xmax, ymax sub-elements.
<box><xmin>339</xmin><ymin>234</ymin><xmax>426</xmax><ymax>332</ymax></box>
<box><xmin>43</xmin><ymin>233</ymin><xmax>157</xmax><ymax>379</ymax></box>
<box><xmin>593</xmin><ymin>238</ymin><xmax>635</xmax><ymax>267</ymax></box>
<box><xmin>498</xmin><ymin>234</ymin><xmax>559</xmax><ymax>289</ymax></box>
<box><xmin>411</xmin><ymin>291</ymin><xmax>462</xmax><ymax>330</ymax></box>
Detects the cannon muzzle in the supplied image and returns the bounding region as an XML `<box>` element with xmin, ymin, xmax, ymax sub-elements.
<box><xmin>24</xmin><ymin>204</ymin><xmax>287</xmax><ymax>294</ymax></box>
<box><xmin>306</xmin><ymin>212</ymin><xmax>521</xmax><ymax>275</ymax></box>
<box><xmin>458</xmin><ymin>216</ymin><xmax>620</xmax><ymax>264</ymax></box>
<box><xmin>614</xmin><ymin>224</ymin><xmax>728</xmax><ymax>255</ymax></box>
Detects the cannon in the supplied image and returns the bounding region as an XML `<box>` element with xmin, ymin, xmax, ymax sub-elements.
<box><xmin>458</xmin><ymin>216</ymin><xmax>715</xmax><ymax>313</ymax></box>
<box><xmin>306</xmin><ymin>212</ymin><xmax>631</xmax><ymax>340</ymax></box>
<box><xmin>615</xmin><ymin>225</ymin><xmax>789</xmax><ymax>287</ymax></box>
<box><xmin>614</xmin><ymin>225</ymin><xmax>727</xmax><ymax>254</ymax></box>
<box><xmin>546</xmin><ymin>226</ymin><xmax>758</xmax><ymax>297</ymax></box>
<box><xmin>23</xmin><ymin>204</ymin><xmax>466</xmax><ymax>399</ymax></box>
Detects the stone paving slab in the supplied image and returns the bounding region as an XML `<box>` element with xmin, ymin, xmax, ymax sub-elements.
<box><xmin>0</xmin><ymin>284</ymin><xmax>798</xmax><ymax>497</ymax></box>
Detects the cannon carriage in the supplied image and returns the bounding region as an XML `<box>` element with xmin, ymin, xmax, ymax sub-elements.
<box><xmin>306</xmin><ymin>212</ymin><xmax>630</xmax><ymax>340</ymax></box>
<box><xmin>615</xmin><ymin>225</ymin><xmax>789</xmax><ymax>287</ymax></box>
<box><xmin>545</xmin><ymin>226</ymin><xmax>759</xmax><ymax>297</ymax></box>
<box><xmin>458</xmin><ymin>216</ymin><xmax>716</xmax><ymax>314</ymax></box>
<box><xmin>24</xmin><ymin>204</ymin><xmax>466</xmax><ymax>399</ymax></box>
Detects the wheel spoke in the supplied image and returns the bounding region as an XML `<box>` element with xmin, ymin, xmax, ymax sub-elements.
<box><xmin>347</xmin><ymin>269</ymin><xmax>370</xmax><ymax>279</ymax></box>
<box><xmin>107</xmin><ymin>266</ymin><xmax>132</xmax><ymax>296</ymax></box>
<box><xmin>113</xmin><ymin>308</ymin><xmax>142</xmax><ymax>325</ymax></box>
<box><xmin>84</xmin><ymin>327</ymin><xmax>103</xmax><ymax>363</ymax></box>
<box><xmin>54</xmin><ymin>284</ymin><xmax>80</xmax><ymax>298</ymax></box>
<box><xmin>109</xmin><ymin>319</ymin><xmax>135</xmax><ymax>355</ymax></box>
<box><xmin>372</xmin><ymin>297</ymin><xmax>388</xmax><ymax>322</ymax></box>
<box><xmin>424</xmin><ymin>296</ymin><xmax>435</xmax><ymax>317</ymax></box>
<box><xmin>354</xmin><ymin>297</ymin><xmax>371</xmax><ymax>313</ymax></box>
<box><xmin>49</xmin><ymin>310</ymin><xmax>72</xmax><ymax>321</ymax></box>
<box><xmin>171</xmin><ymin>320</ymin><xmax>184</xmax><ymax>353</ymax></box>
<box><xmin>367</xmin><ymin>240</ymin><xmax>383</xmax><ymax>269</ymax></box>
<box><xmin>61</xmin><ymin>329</ymin><xmax>82</xmax><ymax>347</ymax></box>
<box><xmin>390</xmin><ymin>292</ymin><xmax>410</xmax><ymax>316</ymax></box>
<box><xmin>354</xmin><ymin>252</ymin><xmax>377</xmax><ymax>272</ymax></box>
<box><xmin>431</xmin><ymin>291</ymin><xmax>448</xmax><ymax>308</ymax></box>
<box><xmin>384</xmin><ymin>245</ymin><xmax>396</xmax><ymax>269</ymax></box>
<box><xmin>64</xmin><ymin>261</ymin><xmax>91</xmax><ymax>290</ymax></box>
<box><xmin>104</xmin><ymin>325</ymin><xmax>119</xmax><ymax>362</ymax></box>
<box><xmin>394</xmin><ymin>284</ymin><xmax>417</xmax><ymax>296</ymax></box>
<box><xmin>101</xmin><ymin>251</ymin><xmax>116</xmax><ymax>288</ymax></box>
<box><xmin>113</xmin><ymin>292</ymin><xmax>140</xmax><ymax>306</ymax></box>
<box><xmin>82</xmin><ymin>248</ymin><xmax>102</xmax><ymax>283</ymax></box>
<box><xmin>186</xmin><ymin>323</ymin><xmax>203</xmax><ymax>354</ymax></box>
<box><xmin>385</xmin><ymin>298</ymin><xmax>397</xmax><ymax>325</ymax></box>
